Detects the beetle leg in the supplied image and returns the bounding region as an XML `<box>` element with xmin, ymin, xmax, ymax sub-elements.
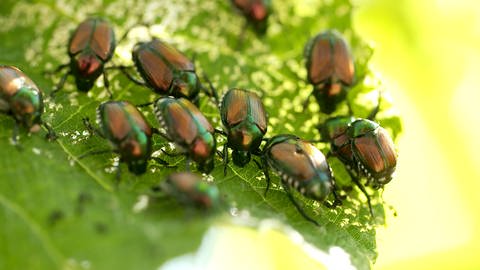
<box><xmin>201</xmin><ymin>72</ymin><xmax>220</xmax><ymax>105</ymax></box>
<box><xmin>151</xmin><ymin>128</ymin><xmax>172</xmax><ymax>141</ymax></box>
<box><xmin>351</xmin><ymin>176</ymin><xmax>374</xmax><ymax>218</ymax></box>
<box><xmin>160</xmin><ymin>148</ymin><xmax>182</xmax><ymax>157</ymax></box>
<box><xmin>223</xmin><ymin>144</ymin><xmax>229</xmax><ymax>176</ymax></box>
<box><xmin>118</xmin><ymin>66</ymin><xmax>147</xmax><ymax>86</ymax></box>
<box><xmin>214</xmin><ymin>128</ymin><xmax>227</xmax><ymax>136</ymax></box>
<box><xmin>151</xmin><ymin>157</ymin><xmax>176</xmax><ymax>168</ymax></box>
<box><xmin>103</xmin><ymin>70</ymin><xmax>113</xmax><ymax>99</ymax></box>
<box><xmin>82</xmin><ymin>117</ymin><xmax>105</xmax><ymax>138</ymax></box>
<box><xmin>42</xmin><ymin>122</ymin><xmax>57</xmax><ymax>141</ymax></box>
<box><xmin>281</xmin><ymin>181</ymin><xmax>320</xmax><ymax>226</ymax></box>
<box><xmin>50</xmin><ymin>70</ymin><xmax>71</xmax><ymax>97</ymax></box>
<box><xmin>261</xmin><ymin>158</ymin><xmax>271</xmax><ymax>197</ymax></box>
<box><xmin>77</xmin><ymin>149</ymin><xmax>112</xmax><ymax>160</ymax></box>
<box><xmin>301</xmin><ymin>89</ymin><xmax>314</xmax><ymax>109</ymax></box>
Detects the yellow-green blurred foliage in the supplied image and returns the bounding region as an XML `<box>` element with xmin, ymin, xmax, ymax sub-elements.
<box><xmin>355</xmin><ymin>0</ymin><xmax>480</xmax><ymax>269</ymax></box>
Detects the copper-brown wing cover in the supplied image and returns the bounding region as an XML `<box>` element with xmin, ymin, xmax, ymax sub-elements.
<box><xmin>223</xmin><ymin>89</ymin><xmax>267</xmax><ymax>132</ymax></box>
<box><xmin>333</xmin><ymin>38</ymin><xmax>354</xmax><ymax>85</ymax></box>
<box><xmin>69</xmin><ymin>19</ymin><xmax>93</xmax><ymax>56</ymax></box>
<box><xmin>150</xmin><ymin>39</ymin><xmax>194</xmax><ymax>71</ymax></box>
<box><xmin>122</xmin><ymin>102</ymin><xmax>152</xmax><ymax>136</ymax></box>
<box><xmin>179</xmin><ymin>98</ymin><xmax>214</xmax><ymax>133</ymax></box>
<box><xmin>223</xmin><ymin>89</ymin><xmax>248</xmax><ymax>126</ymax></box>
<box><xmin>90</xmin><ymin>20</ymin><xmax>114</xmax><ymax>60</ymax></box>
<box><xmin>69</xmin><ymin>18</ymin><xmax>114</xmax><ymax>60</ymax></box>
<box><xmin>103</xmin><ymin>102</ymin><xmax>131</xmax><ymax>141</ymax></box>
<box><xmin>165</xmin><ymin>101</ymin><xmax>199</xmax><ymax>144</ymax></box>
<box><xmin>353</xmin><ymin>128</ymin><xmax>396</xmax><ymax>174</ymax></box>
<box><xmin>0</xmin><ymin>66</ymin><xmax>40</xmax><ymax>97</ymax></box>
<box><xmin>136</xmin><ymin>46</ymin><xmax>173</xmax><ymax>92</ymax></box>
<box><xmin>308</xmin><ymin>37</ymin><xmax>334</xmax><ymax>84</ymax></box>
<box><xmin>269</xmin><ymin>140</ymin><xmax>328</xmax><ymax>183</ymax></box>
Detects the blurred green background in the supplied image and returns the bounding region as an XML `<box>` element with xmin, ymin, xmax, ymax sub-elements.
<box><xmin>355</xmin><ymin>0</ymin><xmax>480</xmax><ymax>269</ymax></box>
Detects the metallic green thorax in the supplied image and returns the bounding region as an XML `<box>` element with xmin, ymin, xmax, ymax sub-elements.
<box><xmin>263</xmin><ymin>134</ymin><xmax>333</xmax><ymax>202</ymax></box>
<box><xmin>171</xmin><ymin>70</ymin><xmax>200</xmax><ymax>99</ymax></box>
<box><xmin>0</xmin><ymin>66</ymin><xmax>44</xmax><ymax>132</ymax></box>
<box><xmin>320</xmin><ymin>116</ymin><xmax>355</xmax><ymax>141</ymax></box>
<box><xmin>347</xmin><ymin>119</ymin><xmax>379</xmax><ymax>138</ymax></box>
<box><xmin>97</xmin><ymin>101</ymin><xmax>152</xmax><ymax>174</ymax></box>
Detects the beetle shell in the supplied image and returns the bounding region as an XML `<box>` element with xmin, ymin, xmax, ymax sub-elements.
<box><xmin>232</xmin><ymin>0</ymin><xmax>272</xmax><ymax>34</ymax></box>
<box><xmin>263</xmin><ymin>134</ymin><xmax>333</xmax><ymax>201</ymax></box>
<box><xmin>68</xmin><ymin>18</ymin><xmax>115</xmax><ymax>91</ymax></box>
<box><xmin>0</xmin><ymin>65</ymin><xmax>44</xmax><ymax>132</ymax></box>
<box><xmin>97</xmin><ymin>101</ymin><xmax>152</xmax><ymax>174</ymax></box>
<box><xmin>154</xmin><ymin>97</ymin><xmax>216</xmax><ymax>173</ymax></box>
<box><xmin>164</xmin><ymin>172</ymin><xmax>221</xmax><ymax>209</ymax></box>
<box><xmin>348</xmin><ymin>119</ymin><xmax>397</xmax><ymax>186</ymax></box>
<box><xmin>132</xmin><ymin>39</ymin><xmax>200</xmax><ymax>99</ymax></box>
<box><xmin>220</xmin><ymin>88</ymin><xmax>267</xmax><ymax>165</ymax></box>
<box><xmin>304</xmin><ymin>30</ymin><xmax>354</xmax><ymax>114</ymax></box>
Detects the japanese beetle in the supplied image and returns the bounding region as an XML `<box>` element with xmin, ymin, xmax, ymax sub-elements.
<box><xmin>219</xmin><ymin>88</ymin><xmax>267</xmax><ymax>172</ymax></box>
<box><xmin>83</xmin><ymin>100</ymin><xmax>153</xmax><ymax>177</ymax></box>
<box><xmin>318</xmin><ymin>116</ymin><xmax>397</xmax><ymax>216</ymax></box>
<box><xmin>121</xmin><ymin>39</ymin><xmax>215</xmax><ymax>104</ymax></box>
<box><xmin>51</xmin><ymin>18</ymin><xmax>115</xmax><ymax>95</ymax></box>
<box><xmin>304</xmin><ymin>30</ymin><xmax>354</xmax><ymax>114</ymax></box>
<box><xmin>261</xmin><ymin>134</ymin><xmax>337</xmax><ymax>225</ymax></box>
<box><xmin>347</xmin><ymin>119</ymin><xmax>397</xmax><ymax>187</ymax></box>
<box><xmin>0</xmin><ymin>65</ymin><xmax>55</xmax><ymax>145</ymax></box>
<box><xmin>157</xmin><ymin>172</ymin><xmax>221</xmax><ymax>210</ymax></box>
<box><xmin>154</xmin><ymin>97</ymin><xmax>216</xmax><ymax>173</ymax></box>
<box><xmin>231</xmin><ymin>0</ymin><xmax>272</xmax><ymax>35</ymax></box>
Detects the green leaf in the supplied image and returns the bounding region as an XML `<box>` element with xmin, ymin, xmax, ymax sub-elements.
<box><xmin>0</xmin><ymin>1</ymin><xmax>402</xmax><ymax>269</ymax></box>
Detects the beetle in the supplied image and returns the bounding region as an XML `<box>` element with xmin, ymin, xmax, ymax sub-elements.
<box><xmin>120</xmin><ymin>39</ymin><xmax>217</xmax><ymax>104</ymax></box>
<box><xmin>347</xmin><ymin>119</ymin><xmax>397</xmax><ymax>188</ymax></box>
<box><xmin>51</xmin><ymin>18</ymin><xmax>116</xmax><ymax>96</ymax></box>
<box><xmin>0</xmin><ymin>65</ymin><xmax>55</xmax><ymax>145</ymax></box>
<box><xmin>260</xmin><ymin>134</ymin><xmax>339</xmax><ymax>225</ymax></box>
<box><xmin>219</xmin><ymin>88</ymin><xmax>267</xmax><ymax>173</ymax></box>
<box><xmin>154</xmin><ymin>97</ymin><xmax>216</xmax><ymax>173</ymax></box>
<box><xmin>231</xmin><ymin>0</ymin><xmax>272</xmax><ymax>35</ymax></box>
<box><xmin>304</xmin><ymin>30</ymin><xmax>355</xmax><ymax>114</ymax></box>
<box><xmin>156</xmin><ymin>172</ymin><xmax>222</xmax><ymax>210</ymax></box>
<box><xmin>317</xmin><ymin>116</ymin><xmax>397</xmax><ymax>216</ymax></box>
<box><xmin>82</xmin><ymin>100</ymin><xmax>153</xmax><ymax>178</ymax></box>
